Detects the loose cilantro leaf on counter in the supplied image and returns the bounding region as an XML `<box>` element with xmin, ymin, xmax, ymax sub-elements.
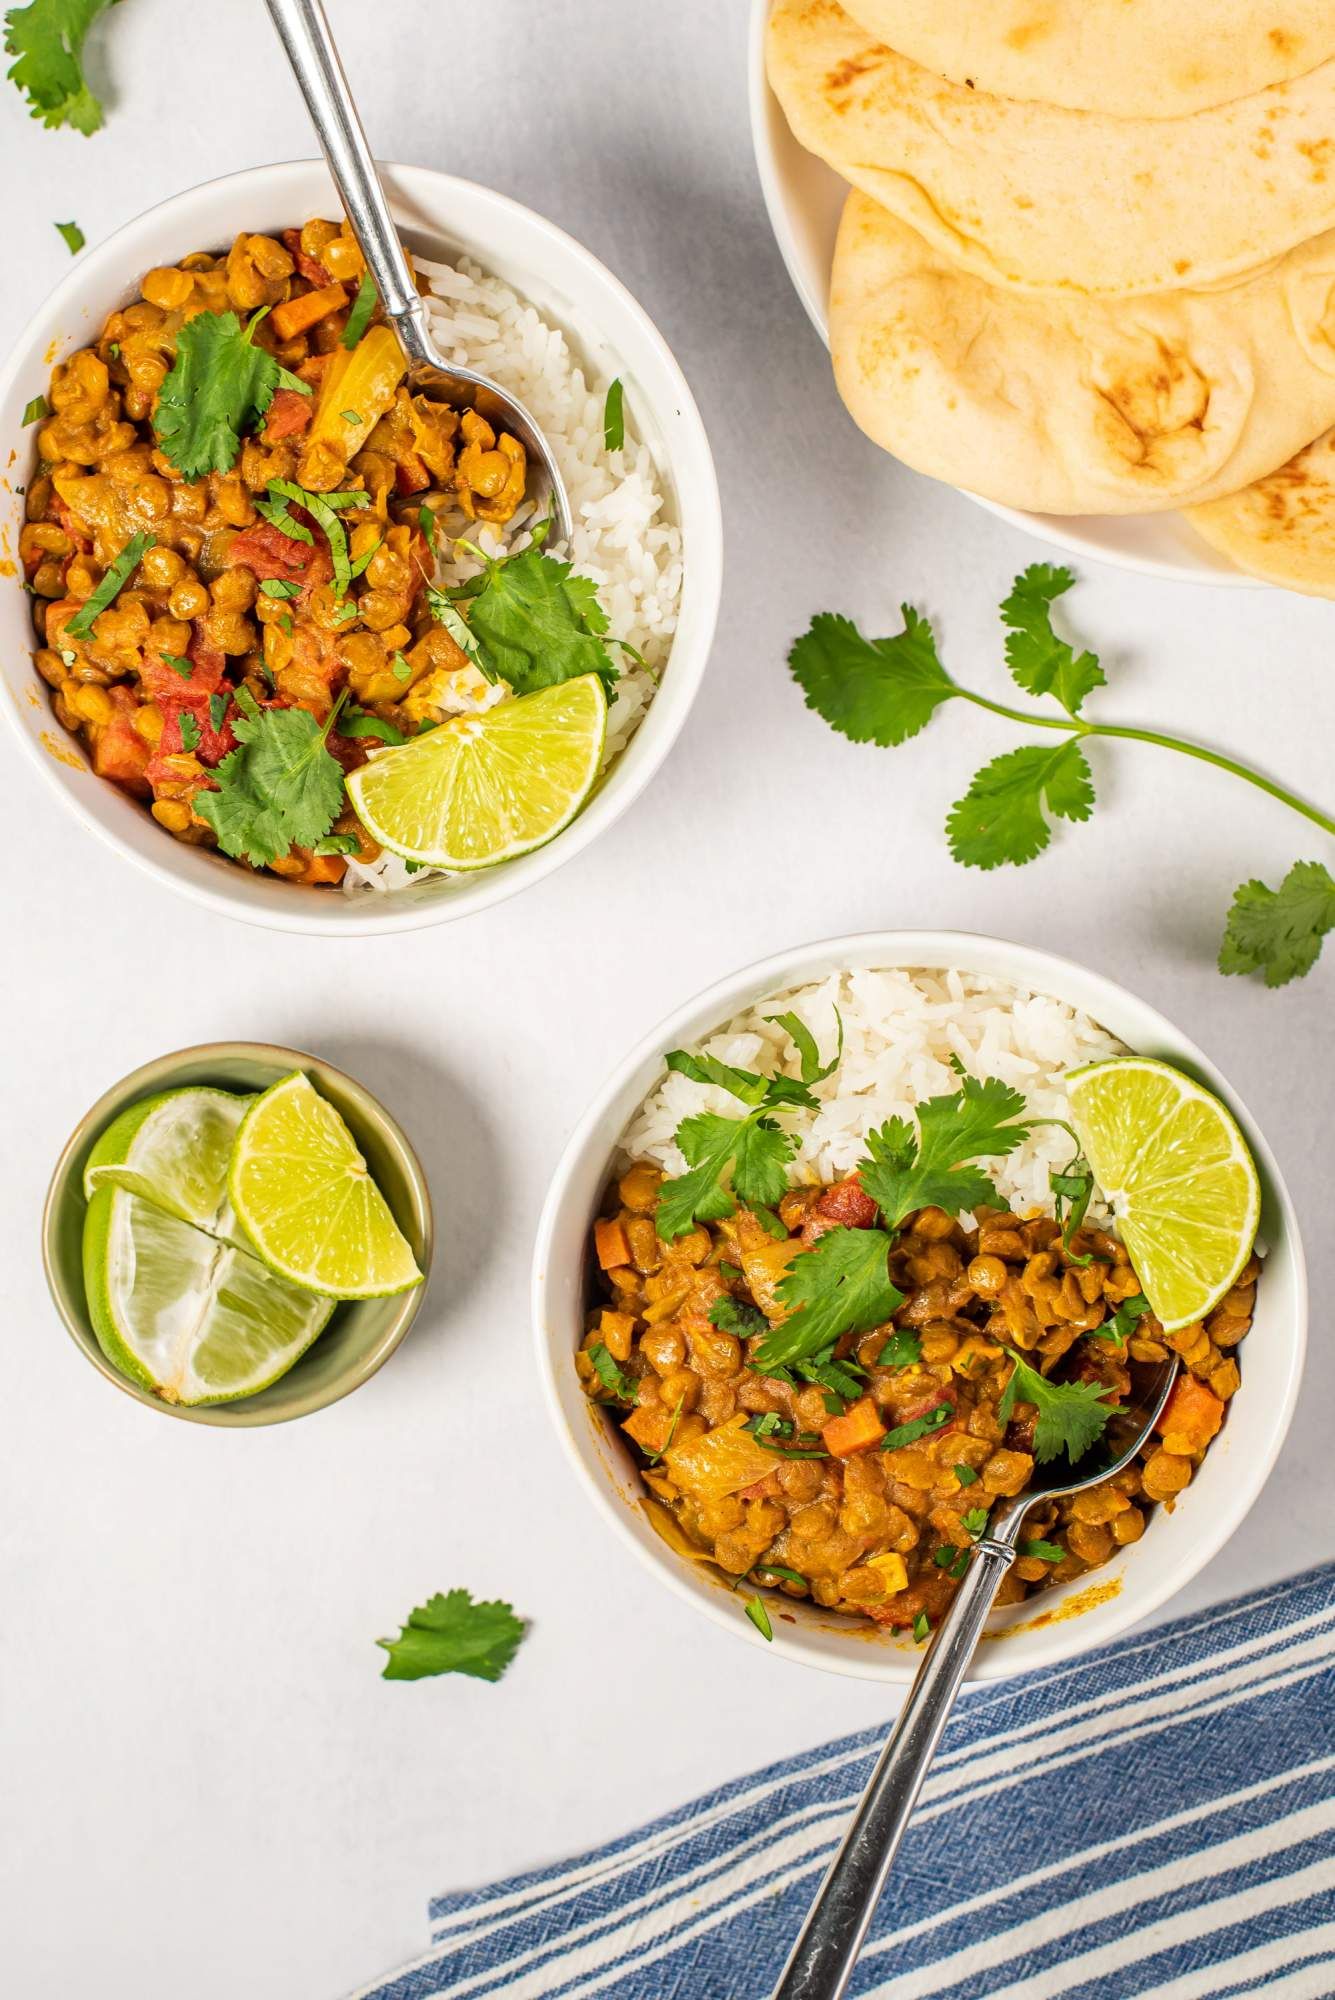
<box><xmin>756</xmin><ymin>1226</ymin><xmax>902</xmax><ymax>1373</ymax></box>
<box><xmin>789</xmin><ymin>606</ymin><xmax>956</xmax><ymax>746</ymax></box>
<box><xmin>856</xmin><ymin>1074</ymin><xmax>1032</xmax><ymax>1231</ymax></box>
<box><xmin>341</xmin><ymin>270</ymin><xmax>378</xmax><ymax>348</ymax></box>
<box><xmin>64</xmin><ymin>529</ymin><xmax>154</xmax><ymax>638</ymax></box>
<box><xmin>1219</xmin><ymin>861</ymin><xmax>1335</xmax><ymax>987</ymax></box>
<box><xmin>603</xmin><ymin>376</ymin><xmax>624</xmax><ymax>452</ymax></box>
<box><xmin>588</xmin><ymin>1341</ymin><xmax>636</xmax><ymax>1404</ymax></box>
<box><xmin>880</xmin><ymin>1403</ymin><xmax>953</xmax><ymax>1453</ymax></box>
<box><xmin>154</xmin><ymin>311</ymin><xmax>295</xmax><ymax>479</ymax></box>
<box><xmin>378</xmin><ymin>1589</ymin><xmax>526</xmax><ymax>1683</ymax></box>
<box><xmin>54</xmin><ymin>217</ymin><xmax>83</xmax><ymax>253</ymax></box>
<box><xmin>1000</xmin><ymin>566</ymin><xmax>1104</xmax><ymax>716</ymax></box>
<box><xmin>5</xmin><ymin>0</ymin><xmax>119</xmax><ymax>135</ymax></box>
<box><xmin>709</xmin><ymin>1296</ymin><xmax>768</xmax><ymax>1341</ymax></box>
<box><xmin>877</xmin><ymin>1329</ymin><xmax>921</xmax><ymax>1369</ymax></box>
<box><xmin>946</xmin><ymin>740</ymin><xmax>1095</xmax><ymax>869</ymax></box>
<box><xmin>998</xmin><ymin>1349</ymin><xmax>1117</xmax><ymax>1466</ymax></box>
<box><xmin>1096</xmin><ymin>1292</ymin><xmax>1151</xmax><ymax>1348</ymax></box>
<box><xmin>448</xmin><ymin>536</ymin><xmax>620</xmax><ymax>697</ymax></box>
<box><xmin>194</xmin><ymin>686</ymin><xmax>347</xmax><ymax>868</ymax></box>
<box><xmin>743</xmin><ymin>1594</ymin><xmax>773</xmax><ymax>1642</ymax></box>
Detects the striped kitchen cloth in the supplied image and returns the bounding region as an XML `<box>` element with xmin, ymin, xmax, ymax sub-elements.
<box><xmin>355</xmin><ymin>1562</ymin><xmax>1335</xmax><ymax>2000</ymax></box>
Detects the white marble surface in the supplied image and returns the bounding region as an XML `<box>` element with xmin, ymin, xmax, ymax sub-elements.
<box><xmin>1</xmin><ymin>5</ymin><xmax>1332</xmax><ymax>1996</ymax></box>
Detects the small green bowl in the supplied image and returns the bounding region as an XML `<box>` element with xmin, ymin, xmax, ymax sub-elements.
<box><xmin>42</xmin><ymin>1042</ymin><xmax>434</xmax><ymax>1427</ymax></box>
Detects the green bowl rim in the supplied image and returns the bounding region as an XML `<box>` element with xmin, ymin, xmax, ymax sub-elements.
<box><xmin>41</xmin><ymin>1039</ymin><xmax>435</xmax><ymax>1428</ymax></box>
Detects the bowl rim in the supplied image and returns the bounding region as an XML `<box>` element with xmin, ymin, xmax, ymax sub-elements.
<box><xmin>532</xmin><ymin>927</ymin><xmax>1308</xmax><ymax>1682</ymax></box>
<box><xmin>743</xmin><ymin>0</ymin><xmax>1262</xmax><ymax>591</ymax></box>
<box><xmin>42</xmin><ymin>1038</ymin><xmax>435</xmax><ymax>1426</ymax></box>
<box><xmin>0</xmin><ymin>157</ymin><xmax>723</xmax><ymax>936</ymax></box>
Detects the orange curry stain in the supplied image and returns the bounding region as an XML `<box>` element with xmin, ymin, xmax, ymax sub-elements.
<box><xmin>994</xmin><ymin>1575</ymin><xmax>1124</xmax><ymax>1636</ymax></box>
<box><xmin>40</xmin><ymin>730</ymin><xmax>86</xmax><ymax>771</ymax></box>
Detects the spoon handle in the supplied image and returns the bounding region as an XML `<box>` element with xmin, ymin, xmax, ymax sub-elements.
<box><xmin>263</xmin><ymin>0</ymin><xmax>435</xmax><ymax>366</ymax></box>
<box><xmin>771</xmin><ymin>1533</ymin><xmax>1018</xmax><ymax>2000</ymax></box>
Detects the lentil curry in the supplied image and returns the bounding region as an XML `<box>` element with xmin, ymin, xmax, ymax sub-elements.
<box><xmin>21</xmin><ymin>220</ymin><xmax>527</xmax><ymax>886</ymax></box>
<box><xmin>581</xmin><ymin>1166</ymin><xmax>1255</xmax><ymax>1638</ymax></box>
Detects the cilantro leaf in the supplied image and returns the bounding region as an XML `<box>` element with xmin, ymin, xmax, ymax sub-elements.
<box><xmin>798</xmin><ymin>1349</ymin><xmax>867</xmax><ymax>1406</ymax></box>
<box><xmin>588</xmin><ymin>1341</ymin><xmax>636</xmax><ymax>1403</ymax></box>
<box><xmin>947</xmin><ymin>740</ymin><xmax>1095</xmax><ymax>869</ymax></box>
<box><xmin>194</xmin><ymin>690</ymin><xmax>346</xmax><ymax>867</ymax></box>
<box><xmin>154</xmin><ymin>310</ymin><xmax>285</xmax><ymax>479</ymax></box>
<box><xmin>1001</xmin><ymin>566</ymin><xmax>1104</xmax><ymax>716</ymax></box>
<box><xmin>751</xmin><ymin>1563</ymin><xmax>807</xmax><ymax>1588</ymax></box>
<box><xmin>603</xmin><ymin>376</ymin><xmax>624</xmax><ymax>452</ymax></box>
<box><xmin>788</xmin><ymin>606</ymin><xmax>957</xmax><ymax>746</ymax></box>
<box><xmin>763</xmin><ymin>1008</ymin><xmax>843</xmax><ymax>1087</ymax></box>
<box><xmin>4</xmin><ymin>0</ymin><xmax>117</xmax><ymax>135</ymax></box>
<box><xmin>266</xmin><ymin>479</ymin><xmax>369</xmax><ymax>599</ymax></box>
<box><xmin>377</xmin><ymin>1589</ymin><xmax>525</xmax><ymax>1683</ymax></box>
<box><xmin>665</xmin><ymin>1046</ymin><xmax>771</xmax><ymax>1107</ymax></box>
<box><xmin>744</xmin><ymin>1594</ymin><xmax>774</xmax><ymax>1642</ymax></box>
<box><xmin>55</xmin><ymin>218</ymin><xmax>84</xmax><ymax>253</ymax></box>
<box><xmin>453</xmin><ymin>541</ymin><xmax>619</xmax><ymax>696</ymax></box>
<box><xmin>913</xmin><ymin>1612</ymin><xmax>931</xmax><ymax>1642</ymax></box>
<box><xmin>881</xmin><ymin>1403</ymin><xmax>953</xmax><ymax>1452</ymax></box>
<box><xmin>954</xmin><ymin>1463</ymin><xmax>979</xmax><ymax>1486</ymax></box>
<box><xmin>1219</xmin><ymin>860</ymin><xmax>1335</xmax><ymax>987</ymax></box>
<box><xmin>426</xmin><ymin>588</ymin><xmax>491</xmax><ymax>677</ymax></box>
<box><xmin>1096</xmin><ymin>1292</ymin><xmax>1151</xmax><ymax>1347</ymax></box>
<box><xmin>757</xmin><ymin>1226</ymin><xmax>902</xmax><ymax>1371</ymax></box>
<box><xmin>1018</xmin><ymin>1539</ymin><xmax>1065</xmax><ymax>1563</ymax></box>
<box><xmin>1050</xmin><ymin>1150</ymin><xmax>1095</xmax><ymax>1264</ymax></box>
<box><xmin>877</xmin><ymin>1329</ymin><xmax>922</xmax><ymax>1369</ymax></box>
<box><xmin>341</xmin><ymin>271</ymin><xmax>378</xmax><ymax>348</ymax></box>
<box><xmin>64</xmin><ymin>529</ymin><xmax>154</xmax><ymax>639</ymax></box>
<box><xmin>710</xmin><ymin>1296</ymin><xmax>767</xmax><ymax>1340</ymax></box>
<box><xmin>960</xmin><ymin>1506</ymin><xmax>990</xmax><ymax>1537</ymax></box>
<box><xmin>21</xmin><ymin>393</ymin><xmax>48</xmax><ymax>426</ymax></box>
<box><xmin>730</xmin><ymin>1117</ymin><xmax>793</xmax><ymax>1210</ymax></box>
<box><xmin>656</xmin><ymin>1111</ymin><xmax>777</xmax><ymax>1239</ymax></box>
<box><xmin>857</xmin><ymin>1074</ymin><xmax>1032</xmax><ymax>1230</ymax></box>
<box><xmin>177</xmin><ymin>712</ymin><xmax>200</xmax><ymax>753</ymax></box>
<box><xmin>998</xmin><ymin>1349</ymin><xmax>1116</xmax><ymax>1466</ymax></box>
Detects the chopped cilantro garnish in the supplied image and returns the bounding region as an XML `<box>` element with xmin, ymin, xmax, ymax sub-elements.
<box><xmin>752</xmin><ymin>1564</ymin><xmax>807</xmax><ymax>1589</ymax></box>
<box><xmin>709</xmin><ymin>1296</ymin><xmax>768</xmax><ymax>1340</ymax></box>
<box><xmin>743</xmin><ymin>1412</ymin><xmax>793</xmax><ymax>1440</ymax></box>
<box><xmin>64</xmin><ymin>531</ymin><xmax>154</xmax><ymax>638</ymax></box>
<box><xmin>913</xmin><ymin>1612</ymin><xmax>931</xmax><ymax>1643</ymax></box>
<box><xmin>54</xmin><ymin>218</ymin><xmax>83</xmax><ymax>253</ymax></box>
<box><xmin>161</xmin><ymin>652</ymin><xmax>193</xmax><ymax>677</ymax></box>
<box><xmin>340</xmin><ymin>706</ymin><xmax>406</xmax><ymax>747</ymax></box>
<box><xmin>743</xmin><ymin>1594</ymin><xmax>773</xmax><ymax>1643</ymax></box>
<box><xmin>390</xmin><ymin>652</ymin><xmax>414</xmax><ymax>683</ymax></box>
<box><xmin>856</xmin><ymin>1073</ymin><xmax>1033</xmax><ymax>1231</ymax></box>
<box><xmin>207</xmin><ymin>691</ymin><xmax>230</xmax><ymax>734</ymax></box>
<box><xmin>880</xmin><ymin>1403</ymin><xmax>953</xmax><ymax>1453</ymax></box>
<box><xmin>998</xmin><ymin>1349</ymin><xmax>1117</xmax><ymax>1466</ymax></box>
<box><xmin>1097</xmin><ymin>1292</ymin><xmax>1151</xmax><ymax>1347</ymax></box>
<box><xmin>877</xmin><ymin>1329</ymin><xmax>922</xmax><ymax>1369</ymax></box>
<box><xmin>341</xmin><ymin>270</ymin><xmax>378</xmax><ymax>348</ymax></box>
<box><xmin>933</xmin><ymin>1544</ymin><xmax>969</xmax><ymax>1579</ymax></box>
<box><xmin>259</xmin><ymin>578</ymin><xmax>301</xmax><ymax>600</ymax></box>
<box><xmin>587</xmin><ymin>1341</ymin><xmax>636</xmax><ymax>1403</ymax></box>
<box><xmin>21</xmin><ymin>392</ymin><xmax>48</xmax><ymax>426</ymax></box>
<box><xmin>377</xmin><ymin>1588</ymin><xmax>525</xmax><ymax>1682</ymax></box>
<box><xmin>1018</xmin><ymin>1539</ymin><xmax>1065</xmax><ymax>1564</ymax></box>
<box><xmin>603</xmin><ymin>376</ymin><xmax>624</xmax><ymax>452</ymax></box>
<box><xmin>1050</xmin><ymin>1147</ymin><xmax>1095</xmax><ymax>1264</ymax></box>
<box><xmin>313</xmin><ymin>832</ymin><xmax>359</xmax><ymax>856</ymax></box>
<box><xmin>426</xmin><ymin>588</ymin><xmax>490</xmax><ymax>677</ymax></box>
<box><xmin>154</xmin><ymin>310</ymin><xmax>295</xmax><ymax>479</ymax></box>
<box><xmin>177</xmin><ymin>712</ymin><xmax>200</xmax><ymax>752</ymax></box>
<box><xmin>340</xmin><ymin>409</ymin><xmax>362</xmax><ymax>424</ymax></box>
<box><xmin>960</xmin><ymin>1506</ymin><xmax>990</xmax><ymax>1537</ymax></box>
<box><xmin>265</xmin><ymin>478</ymin><xmax>369</xmax><ymax>599</ymax></box>
<box><xmin>193</xmin><ymin>685</ymin><xmax>348</xmax><ymax>868</ymax></box>
<box><xmin>954</xmin><ymin>1463</ymin><xmax>979</xmax><ymax>1487</ymax></box>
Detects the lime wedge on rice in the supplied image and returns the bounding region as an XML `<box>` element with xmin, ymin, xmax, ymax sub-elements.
<box><xmin>1065</xmin><ymin>1057</ymin><xmax>1260</xmax><ymax>1333</ymax></box>
<box><xmin>83</xmin><ymin>1188</ymin><xmax>334</xmax><ymax>1405</ymax></box>
<box><xmin>345</xmin><ymin>674</ymin><xmax>606</xmax><ymax>870</ymax></box>
<box><xmin>229</xmin><ymin>1072</ymin><xmax>422</xmax><ymax>1299</ymax></box>
<box><xmin>83</xmin><ymin>1086</ymin><xmax>251</xmax><ymax>1246</ymax></box>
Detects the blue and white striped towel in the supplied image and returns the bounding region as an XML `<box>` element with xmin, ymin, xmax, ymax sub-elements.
<box><xmin>356</xmin><ymin>1563</ymin><xmax>1335</xmax><ymax>2000</ymax></box>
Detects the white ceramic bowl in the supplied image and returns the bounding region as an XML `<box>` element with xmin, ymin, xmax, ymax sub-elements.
<box><xmin>534</xmin><ymin>931</ymin><xmax>1306</xmax><ymax>1683</ymax></box>
<box><xmin>746</xmin><ymin>0</ymin><xmax>1259</xmax><ymax>590</ymax></box>
<box><xmin>0</xmin><ymin>160</ymin><xmax>722</xmax><ymax>935</ymax></box>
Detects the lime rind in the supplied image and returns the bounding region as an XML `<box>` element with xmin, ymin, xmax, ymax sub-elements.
<box><xmin>346</xmin><ymin>674</ymin><xmax>607</xmax><ymax>871</ymax></box>
<box><xmin>84</xmin><ymin>1187</ymin><xmax>334</xmax><ymax>1405</ymax></box>
<box><xmin>83</xmin><ymin>1086</ymin><xmax>252</xmax><ymax>1248</ymax></box>
<box><xmin>228</xmin><ymin>1072</ymin><xmax>422</xmax><ymax>1301</ymax></box>
<box><xmin>1066</xmin><ymin>1056</ymin><xmax>1260</xmax><ymax>1333</ymax></box>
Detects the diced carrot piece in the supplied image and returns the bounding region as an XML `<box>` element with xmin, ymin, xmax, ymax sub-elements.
<box><xmin>594</xmin><ymin>1218</ymin><xmax>631</xmax><ymax>1271</ymax></box>
<box><xmin>263</xmin><ymin>387</ymin><xmax>314</xmax><ymax>442</ymax></box>
<box><xmin>822</xmin><ymin>1395</ymin><xmax>887</xmax><ymax>1457</ymax></box>
<box><xmin>270</xmin><ymin>282</ymin><xmax>348</xmax><ymax>342</ymax></box>
<box><xmin>1155</xmin><ymin>1374</ymin><xmax>1225</xmax><ymax>1454</ymax></box>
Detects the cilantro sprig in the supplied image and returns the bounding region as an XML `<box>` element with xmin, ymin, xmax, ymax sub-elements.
<box><xmin>790</xmin><ymin>565</ymin><xmax>1335</xmax><ymax>986</ymax></box>
<box><xmin>756</xmin><ymin>1226</ymin><xmax>903</xmax><ymax>1372</ymax></box>
<box><xmin>441</xmin><ymin>525</ymin><xmax>621</xmax><ymax>697</ymax></box>
<box><xmin>5</xmin><ymin>0</ymin><xmax>119</xmax><ymax>135</ymax></box>
<box><xmin>997</xmin><ymin>1349</ymin><xmax>1119</xmax><ymax>1466</ymax></box>
<box><xmin>857</xmin><ymin>1074</ymin><xmax>1033</xmax><ymax>1232</ymax></box>
<box><xmin>377</xmin><ymin>1588</ymin><xmax>526</xmax><ymax>1683</ymax></box>
<box><xmin>1096</xmin><ymin>1292</ymin><xmax>1151</xmax><ymax>1348</ymax></box>
<box><xmin>194</xmin><ymin>685</ymin><xmax>347</xmax><ymax>868</ymax></box>
<box><xmin>154</xmin><ymin>310</ymin><xmax>310</xmax><ymax>480</ymax></box>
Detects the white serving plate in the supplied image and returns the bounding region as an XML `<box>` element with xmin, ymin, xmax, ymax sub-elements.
<box><xmin>534</xmin><ymin>930</ymin><xmax>1306</xmax><ymax>1685</ymax></box>
<box><xmin>746</xmin><ymin>0</ymin><xmax>1259</xmax><ymax>589</ymax></box>
<box><xmin>0</xmin><ymin>160</ymin><xmax>722</xmax><ymax>935</ymax></box>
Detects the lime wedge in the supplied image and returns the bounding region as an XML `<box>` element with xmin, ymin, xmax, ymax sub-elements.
<box><xmin>1065</xmin><ymin>1057</ymin><xmax>1260</xmax><ymax>1333</ymax></box>
<box><xmin>83</xmin><ymin>1188</ymin><xmax>334</xmax><ymax>1404</ymax></box>
<box><xmin>83</xmin><ymin>1086</ymin><xmax>251</xmax><ymax>1246</ymax></box>
<box><xmin>228</xmin><ymin>1072</ymin><xmax>422</xmax><ymax>1299</ymax></box>
<box><xmin>345</xmin><ymin>674</ymin><xmax>607</xmax><ymax>869</ymax></box>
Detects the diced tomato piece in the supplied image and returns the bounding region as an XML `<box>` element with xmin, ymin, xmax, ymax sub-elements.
<box><xmin>139</xmin><ymin>621</ymin><xmax>228</xmax><ymax>704</ymax></box>
<box><xmin>817</xmin><ymin>1177</ymin><xmax>880</xmax><ymax>1228</ymax></box>
<box><xmin>1155</xmin><ymin>1374</ymin><xmax>1225</xmax><ymax>1453</ymax></box>
<box><xmin>262</xmin><ymin>387</ymin><xmax>314</xmax><ymax>442</ymax></box>
<box><xmin>92</xmin><ymin>705</ymin><xmax>151</xmax><ymax>795</ymax></box>
<box><xmin>226</xmin><ymin>517</ymin><xmax>332</xmax><ymax>588</ymax></box>
<box><xmin>153</xmin><ymin>693</ymin><xmax>238</xmax><ymax>770</ymax></box>
<box><xmin>282</xmin><ymin>228</ymin><xmax>334</xmax><ymax>288</ymax></box>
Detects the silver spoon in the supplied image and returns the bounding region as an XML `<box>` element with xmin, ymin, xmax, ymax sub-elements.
<box><xmin>263</xmin><ymin>0</ymin><xmax>573</xmax><ymax>545</ymax></box>
<box><xmin>772</xmin><ymin>1355</ymin><xmax>1181</xmax><ymax>2000</ymax></box>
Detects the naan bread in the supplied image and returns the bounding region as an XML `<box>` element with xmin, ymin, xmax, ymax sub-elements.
<box><xmin>1187</xmin><ymin>429</ymin><xmax>1335</xmax><ymax>594</ymax></box>
<box><xmin>767</xmin><ymin>0</ymin><xmax>1335</xmax><ymax>296</ymax></box>
<box><xmin>840</xmin><ymin>1</ymin><xmax>1335</xmax><ymax>120</ymax></box>
<box><xmin>829</xmin><ymin>193</ymin><xmax>1335</xmax><ymax>514</ymax></box>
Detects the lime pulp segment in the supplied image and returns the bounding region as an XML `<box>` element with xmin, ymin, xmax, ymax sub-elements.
<box><xmin>83</xmin><ymin>1086</ymin><xmax>251</xmax><ymax>1247</ymax></box>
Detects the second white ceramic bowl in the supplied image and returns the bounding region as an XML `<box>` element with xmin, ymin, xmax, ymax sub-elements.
<box><xmin>0</xmin><ymin>160</ymin><xmax>722</xmax><ymax>935</ymax></box>
<box><xmin>534</xmin><ymin>931</ymin><xmax>1306</xmax><ymax>1683</ymax></box>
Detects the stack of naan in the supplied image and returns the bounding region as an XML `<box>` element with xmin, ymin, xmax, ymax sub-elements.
<box><xmin>766</xmin><ymin>0</ymin><xmax>1335</xmax><ymax>594</ymax></box>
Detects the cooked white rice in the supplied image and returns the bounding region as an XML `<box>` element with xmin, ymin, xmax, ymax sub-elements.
<box><xmin>619</xmin><ymin>968</ymin><xmax>1127</xmax><ymax>1223</ymax></box>
<box><xmin>344</xmin><ymin>254</ymin><xmax>682</xmax><ymax>895</ymax></box>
